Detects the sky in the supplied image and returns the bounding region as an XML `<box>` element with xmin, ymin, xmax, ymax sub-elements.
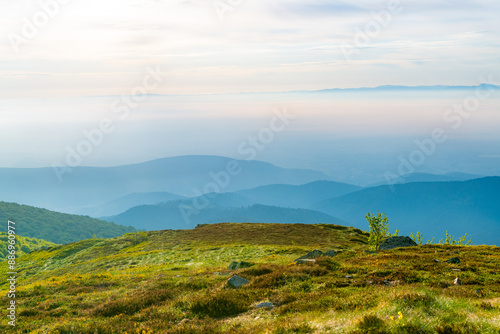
<box><xmin>0</xmin><ymin>0</ymin><xmax>499</xmax><ymax>183</ymax></box>
<box><xmin>1</xmin><ymin>0</ymin><xmax>499</xmax><ymax>97</ymax></box>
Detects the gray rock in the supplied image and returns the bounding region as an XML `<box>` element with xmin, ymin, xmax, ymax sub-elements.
<box><xmin>345</xmin><ymin>275</ymin><xmax>353</xmax><ymax>279</ymax></box>
<box><xmin>293</xmin><ymin>249</ymin><xmax>339</xmax><ymax>263</ymax></box>
<box><xmin>228</xmin><ymin>261</ymin><xmax>254</xmax><ymax>270</ymax></box>
<box><xmin>227</xmin><ymin>275</ymin><xmax>249</xmax><ymax>288</ymax></box>
<box><xmin>379</xmin><ymin>236</ymin><xmax>418</xmax><ymax>250</ymax></box>
<box><xmin>295</xmin><ymin>259</ymin><xmax>316</xmax><ymax>264</ymax></box>
<box><xmin>445</xmin><ymin>257</ymin><xmax>461</xmax><ymax>264</ymax></box>
<box><xmin>295</xmin><ymin>250</ymin><xmax>323</xmax><ymax>260</ymax></box>
<box><xmin>255</xmin><ymin>302</ymin><xmax>274</xmax><ymax>309</ymax></box>
<box><xmin>433</xmin><ymin>259</ymin><xmax>440</xmax><ymax>263</ymax></box>
<box><xmin>451</xmin><ymin>268</ymin><xmax>461</xmax><ymax>272</ymax></box>
<box><xmin>323</xmin><ymin>250</ymin><xmax>339</xmax><ymax>257</ymax></box>
<box><xmin>453</xmin><ymin>277</ymin><xmax>461</xmax><ymax>285</ymax></box>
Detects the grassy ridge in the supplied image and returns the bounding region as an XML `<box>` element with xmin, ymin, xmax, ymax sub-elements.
<box><xmin>0</xmin><ymin>223</ymin><xmax>499</xmax><ymax>333</ymax></box>
<box><xmin>0</xmin><ymin>233</ymin><xmax>56</xmax><ymax>260</ymax></box>
<box><xmin>0</xmin><ymin>201</ymin><xmax>136</xmax><ymax>244</ymax></box>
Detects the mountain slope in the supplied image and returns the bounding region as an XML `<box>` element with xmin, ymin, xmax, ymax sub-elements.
<box><xmin>0</xmin><ymin>155</ymin><xmax>327</xmax><ymax>214</ymax></box>
<box><xmin>0</xmin><ymin>202</ymin><xmax>136</xmax><ymax>244</ymax></box>
<box><xmin>313</xmin><ymin>177</ymin><xmax>500</xmax><ymax>245</ymax></box>
<box><xmin>0</xmin><ymin>223</ymin><xmax>498</xmax><ymax>333</ymax></box>
<box><xmin>237</xmin><ymin>180</ymin><xmax>361</xmax><ymax>208</ymax></box>
<box><xmin>77</xmin><ymin>191</ymin><xmax>187</xmax><ymax>217</ymax></box>
<box><xmin>104</xmin><ymin>203</ymin><xmax>346</xmax><ymax>231</ymax></box>
<box><xmin>369</xmin><ymin>172</ymin><xmax>483</xmax><ymax>187</ymax></box>
<box><xmin>0</xmin><ymin>232</ymin><xmax>56</xmax><ymax>260</ymax></box>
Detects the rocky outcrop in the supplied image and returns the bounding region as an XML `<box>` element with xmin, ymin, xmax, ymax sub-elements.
<box><xmin>227</xmin><ymin>275</ymin><xmax>249</xmax><ymax>288</ymax></box>
<box><xmin>379</xmin><ymin>236</ymin><xmax>418</xmax><ymax>250</ymax></box>
<box><xmin>255</xmin><ymin>302</ymin><xmax>274</xmax><ymax>309</ymax></box>
<box><xmin>295</xmin><ymin>259</ymin><xmax>316</xmax><ymax>264</ymax></box>
<box><xmin>294</xmin><ymin>249</ymin><xmax>338</xmax><ymax>262</ymax></box>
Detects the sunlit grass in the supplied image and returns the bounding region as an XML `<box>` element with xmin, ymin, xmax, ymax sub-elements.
<box><xmin>0</xmin><ymin>223</ymin><xmax>498</xmax><ymax>333</ymax></box>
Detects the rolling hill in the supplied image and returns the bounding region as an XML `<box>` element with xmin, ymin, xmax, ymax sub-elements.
<box><xmin>0</xmin><ymin>223</ymin><xmax>498</xmax><ymax>333</ymax></box>
<box><xmin>0</xmin><ymin>202</ymin><xmax>136</xmax><ymax>244</ymax></box>
<box><xmin>77</xmin><ymin>191</ymin><xmax>187</xmax><ymax>217</ymax></box>
<box><xmin>104</xmin><ymin>202</ymin><xmax>346</xmax><ymax>231</ymax></box>
<box><xmin>0</xmin><ymin>155</ymin><xmax>327</xmax><ymax>214</ymax></box>
<box><xmin>0</xmin><ymin>232</ymin><xmax>56</xmax><ymax>260</ymax></box>
<box><xmin>369</xmin><ymin>172</ymin><xmax>483</xmax><ymax>187</ymax></box>
<box><xmin>313</xmin><ymin>177</ymin><xmax>500</xmax><ymax>245</ymax></box>
<box><xmin>236</xmin><ymin>180</ymin><xmax>361</xmax><ymax>208</ymax></box>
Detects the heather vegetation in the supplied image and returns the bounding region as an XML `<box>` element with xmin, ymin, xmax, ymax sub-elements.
<box><xmin>0</xmin><ymin>223</ymin><xmax>498</xmax><ymax>333</ymax></box>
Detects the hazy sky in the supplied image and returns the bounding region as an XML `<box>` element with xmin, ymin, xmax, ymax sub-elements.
<box><xmin>1</xmin><ymin>0</ymin><xmax>499</xmax><ymax>182</ymax></box>
<box><xmin>1</xmin><ymin>0</ymin><xmax>499</xmax><ymax>98</ymax></box>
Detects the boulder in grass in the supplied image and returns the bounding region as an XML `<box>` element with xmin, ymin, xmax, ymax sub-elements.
<box><xmin>227</xmin><ymin>275</ymin><xmax>249</xmax><ymax>288</ymax></box>
<box><xmin>379</xmin><ymin>236</ymin><xmax>418</xmax><ymax>250</ymax></box>
<box><xmin>255</xmin><ymin>302</ymin><xmax>274</xmax><ymax>309</ymax></box>
<box><xmin>294</xmin><ymin>249</ymin><xmax>339</xmax><ymax>263</ymax></box>
<box><xmin>323</xmin><ymin>250</ymin><xmax>339</xmax><ymax>257</ymax></box>
<box><xmin>228</xmin><ymin>261</ymin><xmax>254</xmax><ymax>270</ymax></box>
<box><xmin>295</xmin><ymin>259</ymin><xmax>316</xmax><ymax>264</ymax></box>
<box><xmin>294</xmin><ymin>250</ymin><xmax>323</xmax><ymax>262</ymax></box>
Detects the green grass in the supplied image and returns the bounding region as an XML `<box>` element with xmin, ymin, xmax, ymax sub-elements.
<box><xmin>0</xmin><ymin>223</ymin><xmax>499</xmax><ymax>333</ymax></box>
<box><xmin>0</xmin><ymin>232</ymin><xmax>56</xmax><ymax>260</ymax></box>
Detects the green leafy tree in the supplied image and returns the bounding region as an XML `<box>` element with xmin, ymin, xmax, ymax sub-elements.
<box><xmin>366</xmin><ymin>211</ymin><xmax>389</xmax><ymax>251</ymax></box>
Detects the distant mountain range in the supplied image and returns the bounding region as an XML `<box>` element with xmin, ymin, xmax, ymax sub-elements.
<box><xmin>312</xmin><ymin>177</ymin><xmax>500</xmax><ymax>245</ymax></box>
<box><xmin>0</xmin><ymin>155</ymin><xmax>327</xmax><ymax>214</ymax></box>
<box><xmin>368</xmin><ymin>172</ymin><xmax>483</xmax><ymax>187</ymax></box>
<box><xmin>1</xmin><ymin>154</ymin><xmax>499</xmax><ymax>245</ymax></box>
<box><xmin>79</xmin><ymin>191</ymin><xmax>187</xmax><ymax>217</ymax></box>
<box><xmin>94</xmin><ymin>84</ymin><xmax>500</xmax><ymax>99</ymax></box>
<box><xmin>100</xmin><ymin>180</ymin><xmax>361</xmax><ymax>229</ymax></box>
<box><xmin>104</xmin><ymin>203</ymin><xmax>346</xmax><ymax>231</ymax></box>
<box><xmin>102</xmin><ymin>176</ymin><xmax>500</xmax><ymax>245</ymax></box>
<box><xmin>236</xmin><ymin>181</ymin><xmax>362</xmax><ymax>208</ymax></box>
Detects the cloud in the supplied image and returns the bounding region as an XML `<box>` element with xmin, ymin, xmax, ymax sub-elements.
<box><xmin>0</xmin><ymin>0</ymin><xmax>499</xmax><ymax>98</ymax></box>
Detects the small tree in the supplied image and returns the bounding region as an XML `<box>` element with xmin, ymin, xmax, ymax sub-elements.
<box><xmin>410</xmin><ymin>231</ymin><xmax>424</xmax><ymax>245</ymax></box>
<box><xmin>366</xmin><ymin>211</ymin><xmax>389</xmax><ymax>251</ymax></box>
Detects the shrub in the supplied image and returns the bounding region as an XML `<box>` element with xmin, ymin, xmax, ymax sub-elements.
<box><xmin>275</xmin><ymin>322</ymin><xmax>314</xmax><ymax>334</ymax></box>
<box><xmin>352</xmin><ymin>314</ymin><xmax>386</xmax><ymax>334</ymax></box>
<box><xmin>393</xmin><ymin>292</ymin><xmax>436</xmax><ymax>309</ymax></box>
<box><xmin>410</xmin><ymin>231</ymin><xmax>424</xmax><ymax>245</ymax></box>
<box><xmin>434</xmin><ymin>322</ymin><xmax>480</xmax><ymax>334</ymax></box>
<box><xmin>94</xmin><ymin>288</ymin><xmax>172</xmax><ymax>317</ymax></box>
<box><xmin>240</xmin><ymin>265</ymin><xmax>276</xmax><ymax>277</ymax></box>
<box><xmin>366</xmin><ymin>212</ymin><xmax>389</xmax><ymax>251</ymax></box>
<box><xmin>189</xmin><ymin>290</ymin><xmax>252</xmax><ymax>318</ymax></box>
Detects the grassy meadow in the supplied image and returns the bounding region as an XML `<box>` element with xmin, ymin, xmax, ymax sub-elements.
<box><xmin>0</xmin><ymin>223</ymin><xmax>499</xmax><ymax>333</ymax></box>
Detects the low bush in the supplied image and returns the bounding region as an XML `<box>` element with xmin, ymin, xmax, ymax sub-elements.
<box><xmin>189</xmin><ymin>290</ymin><xmax>252</xmax><ymax>318</ymax></box>
<box><xmin>94</xmin><ymin>288</ymin><xmax>172</xmax><ymax>317</ymax></box>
